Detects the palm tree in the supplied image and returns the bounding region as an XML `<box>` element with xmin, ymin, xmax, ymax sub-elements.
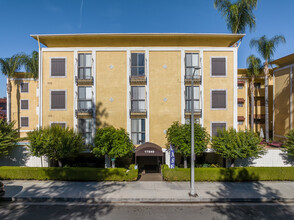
<box><xmin>0</xmin><ymin>54</ymin><xmax>25</xmax><ymax>122</ymax></box>
<box><xmin>250</xmin><ymin>35</ymin><xmax>286</xmax><ymax>142</ymax></box>
<box><xmin>246</xmin><ymin>55</ymin><xmax>262</xmax><ymax>131</ymax></box>
<box><xmin>214</xmin><ymin>0</ymin><xmax>257</xmax><ymax>35</ymax></box>
<box><xmin>23</xmin><ymin>51</ymin><xmax>39</xmax><ymax>79</ymax></box>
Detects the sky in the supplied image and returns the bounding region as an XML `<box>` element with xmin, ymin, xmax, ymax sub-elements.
<box><xmin>0</xmin><ymin>0</ymin><xmax>293</xmax><ymax>97</ymax></box>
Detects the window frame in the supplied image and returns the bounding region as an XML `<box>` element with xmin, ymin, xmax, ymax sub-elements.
<box><xmin>210</xmin><ymin>122</ymin><xmax>227</xmax><ymax>137</ymax></box>
<box><xmin>20</xmin><ymin>82</ymin><xmax>29</xmax><ymax>93</ymax></box>
<box><xmin>50</xmin><ymin>90</ymin><xmax>67</xmax><ymax>111</ymax></box>
<box><xmin>131</xmin><ymin>53</ymin><xmax>145</xmax><ymax>77</ymax></box>
<box><xmin>210</xmin><ymin>56</ymin><xmax>227</xmax><ymax>77</ymax></box>
<box><xmin>185</xmin><ymin>53</ymin><xmax>200</xmax><ymax>78</ymax></box>
<box><xmin>78</xmin><ymin>119</ymin><xmax>93</xmax><ymax>145</ymax></box>
<box><xmin>131</xmin><ymin>86</ymin><xmax>146</xmax><ymax>112</ymax></box>
<box><xmin>131</xmin><ymin>118</ymin><xmax>146</xmax><ymax>145</ymax></box>
<box><xmin>20</xmin><ymin>116</ymin><xmax>29</xmax><ymax>128</ymax></box>
<box><xmin>185</xmin><ymin>86</ymin><xmax>200</xmax><ymax>112</ymax></box>
<box><xmin>78</xmin><ymin>86</ymin><xmax>92</xmax><ymax>111</ymax></box>
<box><xmin>20</xmin><ymin>99</ymin><xmax>29</xmax><ymax>110</ymax></box>
<box><xmin>210</xmin><ymin>89</ymin><xmax>227</xmax><ymax>110</ymax></box>
<box><xmin>50</xmin><ymin>57</ymin><xmax>67</xmax><ymax>78</ymax></box>
<box><xmin>78</xmin><ymin>53</ymin><xmax>92</xmax><ymax>80</ymax></box>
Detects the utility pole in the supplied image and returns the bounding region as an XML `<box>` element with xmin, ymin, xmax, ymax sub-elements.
<box><xmin>189</xmin><ymin>67</ymin><xmax>198</xmax><ymax>197</ymax></box>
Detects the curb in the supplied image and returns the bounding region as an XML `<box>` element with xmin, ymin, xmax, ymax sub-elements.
<box><xmin>1</xmin><ymin>197</ymin><xmax>294</xmax><ymax>204</ymax></box>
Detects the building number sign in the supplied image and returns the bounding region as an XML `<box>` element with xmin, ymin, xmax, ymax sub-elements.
<box><xmin>144</xmin><ymin>150</ymin><xmax>155</xmax><ymax>154</ymax></box>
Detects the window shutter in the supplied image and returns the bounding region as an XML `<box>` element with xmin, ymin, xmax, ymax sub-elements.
<box><xmin>21</xmin><ymin>100</ymin><xmax>29</xmax><ymax>110</ymax></box>
<box><xmin>51</xmin><ymin>91</ymin><xmax>66</xmax><ymax>109</ymax></box>
<box><xmin>211</xmin><ymin>123</ymin><xmax>226</xmax><ymax>137</ymax></box>
<box><xmin>212</xmin><ymin>91</ymin><xmax>226</xmax><ymax>109</ymax></box>
<box><xmin>211</xmin><ymin>58</ymin><xmax>226</xmax><ymax>76</ymax></box>
<box><xmin>51</xmin><ymin>58</ymin><xmax>66</xmax><ymax>76</ymax></box>
<box><xmin>21</xmin><ymin>117</ymin><xmax>29</xmax><ymax>127</ymax></box>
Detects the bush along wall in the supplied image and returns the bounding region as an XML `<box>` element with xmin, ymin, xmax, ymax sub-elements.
<box><xmin>162</xmin><ymin>166</ymin><xmax>294</xmax><ymax>182</ymax></box>
<box><xmin>0</xmin><ymin>165</ymin><xmax>138</xmax><ymax>181</ymax></box>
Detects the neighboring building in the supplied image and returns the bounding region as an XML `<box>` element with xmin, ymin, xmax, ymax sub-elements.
<box><xmin>237</xmin><ymin>69</ymin><xmax>274</xmax><ymax>135</ymax></box>
<box><xmin>7</xmin><ymin>33</ymin><xmax>244</xmax><ymax>168</ymax></box>
<box><xmin>272</xmin><ymin>53</ymin><xmax>294</xmax><ymax>141</ymax></box>
<box><xmin>0</xmin><ymin>98</ymin><xmax>7</xmax><ymax>120</ymax></box>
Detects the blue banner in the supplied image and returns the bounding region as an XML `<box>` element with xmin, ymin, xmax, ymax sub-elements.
<box><xmin>170</xmin><ymin>145</ymin><xmax>175</xmax><ymax>169</ymax></box>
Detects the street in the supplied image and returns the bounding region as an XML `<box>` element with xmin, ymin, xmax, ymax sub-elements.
<box><xmin>0</xmin><ymin>202</ymin><xmax>294</xmax><ymax>220</ymax></box>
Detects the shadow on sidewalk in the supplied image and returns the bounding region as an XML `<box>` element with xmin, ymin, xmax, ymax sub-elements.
<box><xmin>206</xmin><ymin>168</ymin><xmax>294</xmax><ymax>219</ymax></box>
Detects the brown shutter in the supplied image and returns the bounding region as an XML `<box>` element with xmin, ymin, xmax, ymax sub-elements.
<box><xmin>212</xmin><ymin>91</ymin><xmax>226</xmax><ymax>108</ymax></box>
<box><xmin>21</xmin><ymin>117</ymin><xmax>29</xmax><ymax>127</ymax></box>
<box><xmin>21</xmin><ymin>100</ymin><xmax>29</xmax><ymax>110</ymax></box>
<box><xmin>212</xmin><ymin>123</ymin><xmax>226</xmax><ymax>137</ymax></box>
<box><xmin>51</xmin><ymin>91</ymin><xmax>66</xmax><ymax>109</ymax></box>
<box><xmin>51</xmin><ymin>58</ymin><xmax>66</xmax><ymax>76</ymax></box>
<box><xmin>211</xmin><ymin>58</ymin><xmax>226</xmax><ymax>76</ymax></box>
<box><xmin>21</xmin><ymin>83</ymin><xmax>29</xmax><ymax>92</ymax></box>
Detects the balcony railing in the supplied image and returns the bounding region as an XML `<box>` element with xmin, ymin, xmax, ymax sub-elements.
<box><xmin>184</xmin><ymin>74</ymin><xmax>201</xmax><ymax>83</ymax></box>
<box><xmin>129</xmin><ymin>75</ymin><xmax>147</xmax><ymax>85</ymax></box>
<box><xmin>75</xmin><ymin>76</ymin><xmax>94</xmax><ymax>85</ymax></box>
<box><xmin>185</xmin><ymin>108</ymin><xmax>202</xmax><ymax>115</ymax></box>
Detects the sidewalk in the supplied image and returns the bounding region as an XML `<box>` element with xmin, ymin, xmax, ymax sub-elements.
<box><xmin>1</xmin><ymin>180</ymin><xmax>294</xmax><ymax>203</ymax></box>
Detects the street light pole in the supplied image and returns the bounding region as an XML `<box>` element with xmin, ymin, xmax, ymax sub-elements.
<box><xmin>189</xmin><ymin>67</ymin><xmax>197</xmax><ymax>197</ymax></box>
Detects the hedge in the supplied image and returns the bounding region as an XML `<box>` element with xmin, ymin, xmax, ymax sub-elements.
<box><xmin>0</xmin><ymin>166</ymin><xmax>138</xmax><ymax>181</ymax></box>
<box><xmin>162</xmin><ymin>166</ymin><xmax>294</xmax><ymax>181</ymax></box>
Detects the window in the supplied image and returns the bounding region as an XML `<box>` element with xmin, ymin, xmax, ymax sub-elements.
<box><xmin>131</xmin><ymin>53</ymin><xmax>145</xmax><ymax>76</ymax></box>
<box><xmin>211</xmin><ymin>90</ymin><xmax>226</xmax><ymax>109</ymax></box>
<box><xmin>131</xmin><ymin>86</ymin><xmax>145</xmax><ymax>112</ymax></box>
<box><xmin>238</xmin><ymin>121</ymin><xmax>244</xmax><ymax>125</ymax></box>
<box><xmin>51</xmin><ymin>91</ymin><xmax>66</xmax><ymax>110</ymax></box>
<box><xmin>78</xmin><ymin>119</ymin><xmax>92</xmax><ymax>145</ymax></box>
<box><xmin>185</xmin><ymin>53</ymin><xmax>200</xmax><ymax>78</ymax></box>
<box><xmin>254</xmin><ymin>83</ymin><xmax>261</xmax><ymax>89</ymax></box>
<box><xmin>238</xmin><ymin>84</ymin><xmax>243</xmax><ymax>89</ymax></box>
<box><xmin>20</xmin><ymin>100</ymin><xmax>29</xmax><ymax>110</ymax></box>
<box><xmin>21</xmin><ymin>117</ymin><xmax>29</xmax><ymax>127</ymax></box>
<box><xmin>211</xmin><ymin>123</ymin><xmax>226</xmax><ymax>137</ymax></box>
<box><xmin>51</xmin><ymin>123</ymin><xmax>66</xmax><ymax>128</ymax></box>
<box><xmin>78</xmin><ymin>53</ymin><xmax>92</xmax><ymax>79</ymax></box>
<box><xmin>20</xmin><ymin>83</ymin><xmax>29</xmax><ymax>93</ymax></box>
<box><xmin>78</xmin><ymin>87</ymin><xmax>92</xmax><ymax>111</ymax></box>
<box><xmin>185</xmin><ymin>86</ymin><xmax>200</xmax><ymax>112</ymax></box>
<box><xmin>51</xmin><ymin>58</ymin><xmax>66</xmax><ymax>77</ymax></box>
<box><xmin>211</xmin><ymin>57</ymin><xmax>226</xmax><ymax>76</ymax></box>
<box><xmin>185</xmin><ymin>118</ymin><xmax>200</xmax><ymax>125</ymax></box>
<box><xmin>238</xmin><ymin>103</ymin><xmax>244</xmax><ymax>107</ymax></box>
<box><xmin>131</xmin><ymin>119</ymin><xmax>145</xmax><ymax>145</ymax></box>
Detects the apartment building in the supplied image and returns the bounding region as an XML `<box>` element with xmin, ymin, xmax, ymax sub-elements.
<box><xmin>272</xmin><ymin>53</ymin><xmax>294</xmax><ymax>141</ymax></box>
<box><xmin>7</xmin><ymin>33</ymin><xmax>243</xmax><ymax>168</ymax></box>
<box><xmin>237</xmin><ymin>69</ymin><xmax>273</xmax><ymax>134</ymax></box>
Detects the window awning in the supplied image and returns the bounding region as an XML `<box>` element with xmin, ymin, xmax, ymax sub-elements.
<box><xmin>238</xmin><ymin>116</ymin><xmax>245</xmax><ymax>121</ymax></box>
<box><xmin>238</xmin><ymin>98</ymin><xmax>245</xmax><ymax>103</ymax></box>
<box><xmin>135</xmin><ymin>142</ymin><xmax>163</xmax><ymax>157</ymax></box>
<box><xmin>238</xmin><ymin>80</ymin><xmax>245</xmax><ymax>85</ymax></box>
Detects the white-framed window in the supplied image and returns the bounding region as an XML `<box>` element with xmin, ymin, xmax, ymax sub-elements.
<box><xmin>211</xmin><ymin>90</ymin><xmax>227</xmax><ymax>110</ymax></box>
<box><xmin>185</xmin><ymin>86</ymin><xmax>200</xmax><ymax>112</ymax></box>
<box><xmin>78</xmin><ymin>87</ymin><xmax>92</xmax><ymax>111</ymax></box>
<box><xmin>185</xmin><ymin>118</ymin><xmax>200</xmax><ymax>125</ymax></box>
<box><xmin>238</xmin><ymin>103</ymin><xmax>244</xmax><ymax>107</ymax></box>
<box><xmin>20</xmin><ymin>117</ymin><xmax>29</xmax><ymax>127</ymax></box>
<box><xmin>238</xmin><ymin>121</ymin><xmax>244</xmax><ymax>125</ymax></box>
<box><xmin>50</xmin><ymin>57</ymin><xmax>66</xmax><ymax>77</ymax></box>
<box><xmin>131</xmin><ymin>53</ymin><xmax>145</xmax><ymax>76</ymax></box>
<box><xmin>131</xmin><ymin>119</ymin><xmax>145</xmax><ymax>145</ymax></box>
<box><xmin>238</xmin><ymin>84</ymin><xmax>243</xmax><ymax>89</ymax></box>
<box><xmin>78</xmin><ymin>119</ymin><xmax>93</xmax><ymax>145</ymax></box>
<box><xmin>20</xmin><ymin>99</ymin><xmax>29</xmax><ymax>110</ymax></box>
<box><xmin>185</xmin><ymin>53</ymin><xmax>200</xmax><ymax>79</ymax></box>
<box><xmin>131</xmin><ymin>86</ymin><xmax>146</xmax><ymax>112</ymax></box>
<box><xmin>78</xmin><ymin>53</ymin><xmax>92</xmax><ymax>79</ymax></box>
<box><xmin>20</xmin><ymin>83</ymin><xmax>29</xmax><ymax>93</ymax></box>
<box><xmin>210</xmin><ymin>57</ymin><xmax>227</xmax><ymax>77</ymax></box>
<box><xmin>211</xmin><ymin>122</ymin><xmax>227</xmax><ymax>137</ymax></box>
<box><xmin>50</xmin><ymin>90</ymin><xmax>66</xmax><ymax>110</ymax></box>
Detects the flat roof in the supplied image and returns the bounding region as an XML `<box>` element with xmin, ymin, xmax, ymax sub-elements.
<box><xmin>271</xmin><ymin>53</ymin><xmax>294</xmax><ymax>67</ymax></box>
<box><xmin>31</xmin><ymin>33</ymin><xmax>245</xmax><ymax>48</ymax></box>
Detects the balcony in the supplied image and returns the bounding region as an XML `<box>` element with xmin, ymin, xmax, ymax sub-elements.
<box><xmin>76</xmin><ymin>101</ymin><xmax>93</xmax><ymax>118</ymax></box>
<box><xmin>184</xmin><ymin>74</ymin><xmax>201</xmax><ymax>84</ymax></box>
<box><xmin>184</xmin><ymin>108</ymin><xmax>202</xmax><ymax>117</ymax></box>
<box><xmin>130</xmin><ymin>108</ymin><xmax>147</xmax><ymax>118</ymax></box>
<box><xmin>129</xmin><ymin>75</ymin><xmax>147</xmax><ymax>85</ymax></box>
<box><xmin>75</xmin><ymin>75</ymin><xmax>94</xmax><ymax>86</ymax></box>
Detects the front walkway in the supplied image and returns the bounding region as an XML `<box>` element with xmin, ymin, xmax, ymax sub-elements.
<box><xmin>1</xmin><ymin>180</ymin><xmax>294</xmax><ymax>203</ymax></box>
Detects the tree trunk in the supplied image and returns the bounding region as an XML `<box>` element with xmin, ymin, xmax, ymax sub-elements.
<box><xmin>264</xmin><ymin>62</ymin><xmax>269</xmax><ymax>142</ymax></box>
<box><xmin>250</xmin><ymin>77</ymin><xmax>255</xmax><ymax>131</ymax></box>
<box><xmin>184</xmin><ymin>156</ymin><xmax>187</xmax><ymax>168</ymax></box>
<box><xmin>7</xmin><ymin>79</ymin><xmax>12</xmax><ymax>122</ymax></box>
<box><xmin>105</xmin><ymin>155</ymin><xmax>110</xmax><ymax>168</ymax></box>
<box><xmin>111</xmin><ymin>159</ymin><xmax>115</xmax><ymax>168</ymax></box>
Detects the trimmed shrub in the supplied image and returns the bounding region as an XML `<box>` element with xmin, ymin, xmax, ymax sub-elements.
<box><xmin>162</xmin><ymin>166</ymin><xmax>294</xmax><ymax>182</ymax></box>
<box><xmin>284</xmin><ymin>129</ymin><xmax>294</xmax><ymax>156</ymax></box>
<box><xmin>0</xmin><ymin>166</ymin><xmax>138</xmax><ymax>181</ymax></box>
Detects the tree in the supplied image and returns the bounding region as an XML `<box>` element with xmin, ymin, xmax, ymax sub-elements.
<box><xmin>0</xmin><ymin>120</ymin><xmax>19</xmax><ymax>156</ymax></box>
<box><xmin>214</xmin><ymin>0</ymin><xmax>257</xmax><ymax>34</ymax></box>
<box><xmin>283</xmin><ymin>129</ymin><xmax>294</xmax><ymax>157</ymax></box>
<box><xmin>27</xmin><ymin>125</ymin><xmax>86</xmax><ymax>167</ymax></box>
<box><xmin>92</xmin><ymin>126</ymin><xmax>134</xmax><ymax>168</ymax></box>
<box><xmin>166</xmin><ymin>121</ymin><xmax>210</xmax><ymax>168</ymax></box>
<box><xmin>212</xmin><ymin>128</ymin><xmax>264</xmax><ymax>167</ymax></box>
<box><xmin>250</xmin><ymin>35</ymin><xmax>286</xmax><ymax>142</ymax></box>
<box><xmin>0</xmin><ymin>54</ymin><xmax>25</xmax><ymax>122</ymax></box>
<box><xmin>23</xmin><ymin>51</ymin><xmax>39</xmax><ymax>79</ymax></box>
<box><xmin>246</xmin><ymin>55</ymin><xmax>262</xmax><ymax>131</ymax></box>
